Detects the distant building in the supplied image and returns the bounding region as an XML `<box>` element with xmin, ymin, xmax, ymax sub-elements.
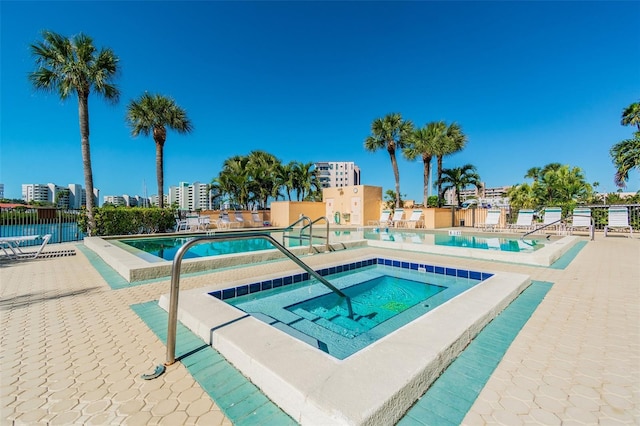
<box><xmin>0</xmin><ymin>183</ymin><xmax>4</xmax><ymax>199</ymax></box>
<box><xmin>21</xmin><ymin>183</ymin><xmax>97</xmax><ymax>208</ymax></box>
<box><xmin>167</xmin><ymin>181</ymin><xmax>210</xmax><ymax>210</ymax></box>
<box><xmin>315</xmin><ymin>162</ymin><xmax>361</xmax><ymax>188</ymax></box>
<box><xmin>444</xmin><ymin>184</ymin><xmax>511</xmax><ymax>207</ymax></box>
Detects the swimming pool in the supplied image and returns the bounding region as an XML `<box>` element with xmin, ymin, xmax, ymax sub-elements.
<box><xmin>160</xmin><ymin>253</ymin><xmax>528</xmax><ymax>425</ymax></box>
<box><xmin>216</xmin><ymin>261</ymin><xmax>485</xmax><ymax>359</ymax></box>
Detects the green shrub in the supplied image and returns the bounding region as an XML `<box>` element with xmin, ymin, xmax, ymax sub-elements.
<box><xmin>79</xmin><ymin>206</ymin><xmax>176</xmax><ymax>236</ymax></box>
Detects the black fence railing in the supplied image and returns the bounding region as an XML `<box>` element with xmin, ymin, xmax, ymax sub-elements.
<box><xmin>0</xmin><ymin>207</ymin><xmax>85</xmax><ymax>246</ymax></box>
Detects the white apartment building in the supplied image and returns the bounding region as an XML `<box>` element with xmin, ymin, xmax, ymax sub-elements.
<box><xmin>315</xmin><ymin>162</ymin><xmax>361</xmax><ymax>188</ymax></box>
<box><xmin>167</xmin><ymin>181</ymin><xmax>210</xmax><ymax>210</ymax></box>
<box><xmin>22</xmin><ymin>183</ymin><xmax>97</xmax><ymax>208</ymax></box>
<box><xmin>444</xmin><ymin>184</ymin><xmax>511</xmax><ymax>207</ymax></box>
<box><xmin>0</xmin><ymin>184</ymin><xmax>4</xmax><ymax>199</ymax></box>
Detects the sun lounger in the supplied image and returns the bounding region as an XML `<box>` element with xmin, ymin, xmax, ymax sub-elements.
<box><xmin>398</xmin><ymin>210</ymin><xmax>424</xmax><ymax>228</ymax></box>
<box><xmin>215</xmin><ymin>211</ymin><xmax>241</xmax><ymax>229</ymax></box>
<box><xmin>233</xmin><ymin>211</ymin><xmax>246</xmax><ymax>228</ymax></box>
<box><xmin>478</xmin><ymin>209</ymin><xmax>502</xmax><ymax>232</ymax></box>
<box><xmin>604</xmin><ymin>207</ymin><xmax>633</xmax><ymax>237</ymax></box>
<box><xmin>0</xmin><ymin>234</ymin><xmax>73</xmax><ymax>260</ymax></box>
<box><xmin>536</xmin><ymin>207</ymin><xmax>564</xmax><ymax>233</ymax></box>
<box><xmin>508</xmin><ymin>209</ymin><xmax>535</xmax><ymax>231</ymax></box>
<box><xmin>567</xmin><ymin>208</ymin><xmax>593</xmax><ymax>235</ymax></box>
<box><xmin>390</xmin><ymin>209</ymin><xmax>405</xmax><ymax>227</ymax></box>
<box><xmin>369</xmin><ymin>210</ymin><xmax>391</xmax><ymax>226</ymax></box>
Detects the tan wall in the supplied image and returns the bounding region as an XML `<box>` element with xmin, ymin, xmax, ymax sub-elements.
<box><xmin>453</xmin><ymin>208</ymin><xmax>508</xmax><ymax>228</ymax></box>
<box><xmin>423</xmin><ymin>208</ymin><xmax>454</xmax><ymax>229</ymax></box>
<box><xmin>322</xmin><ymin>185</ymin><xmax>382</xmax><ymax>225</ymax></box>
<box><xmin>269</xmin><ymin>202</ymin><xmax>326</xmax><ymax>227</ymax></box>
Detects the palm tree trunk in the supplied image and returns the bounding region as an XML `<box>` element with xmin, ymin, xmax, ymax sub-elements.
<box><xmin>388</xmin><ymin>147</ymin><xmax>401</xmax><ymax>208</ymax></box>
<box><xmin>422</xmin><ymin>154</ymin><xmax>432</xmax><ymax>207</ymax></box>
<box><xmin>153</xmin><ymin>126</ymin><xmax>167</xmax><ymax>208</ymax></box>
<box><xmin>78</xmin><ymin>92</ymin><xmax>96</xmax><ymax>235</ymax></box>
<box><xmin>436</xmin><ymin>155</ymin><xmax>444</xmax><ymax>206</ymax></box>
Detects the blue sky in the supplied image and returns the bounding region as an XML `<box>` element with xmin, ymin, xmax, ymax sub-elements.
<box><xmin>1</xmin><ymin>1</ymin><xmax>639</xmax><ymax>203</ymax></box>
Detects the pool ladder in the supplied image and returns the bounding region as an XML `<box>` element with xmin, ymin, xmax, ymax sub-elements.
<box><xmin>282</xmin><ymin>215</ymin><xmax>331</xmax><ymax>253</ymax></box>
<box><xmin>162</xmin><ymin>231</ymin><xmax>354</xmax><ymax>368</ymax></box>
<box><xmin>520</xmin><ymin>213</ymin><xmax>594</xmax><ymax>245</ymax></box>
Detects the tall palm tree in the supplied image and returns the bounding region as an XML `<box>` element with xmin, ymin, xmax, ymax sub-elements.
<box><xmin>126</xmin><ymin>93</ymin><xmax>193</xmax><ymax>208</ymax></box>
<box><xmin>436</xmin><ymin>164</ymin><xmax>481</xmax><ymax>207</ymax></box>
<box><xmin>434</xmin><ymin>123</ymin><xmax>467</xmax><ymax>206</ymax></box>
<box><xmin>621</xmin><ymin>101</ymin><xmax>640</xmax><ymax>134</ymax></box>
<box><xmin>246</xmin><ymin>151</ymin><xmax>282</xmax><ymax>209</ymax></box>
<box><xmin>610</xmin><ymin>138</ymin><xmax>640</xmax><ymax>188</ymax></box>
<box><xmin>29</xmin><ymin>31</ymin><xmax>120</xmax><ymax>234</ymax></box>
<box><xmin>403</xmin><ymin>121</ymin><xmax>446</xmax><ymax>207</ymax></box>
<box><xmin>364</xmin><ymin>113</ymin><xmax>413</xmax><ymax>208</ymax></box>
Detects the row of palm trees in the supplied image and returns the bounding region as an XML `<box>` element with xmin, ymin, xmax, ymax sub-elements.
<box><xmin>364</xmin><ymin>113</ymin><xmax>470</xmax><ymax>208</ymax></box>
<box><xmin>210</xmin><ymin>152</ymin><xmax>321</xmax><ymax>210</ymax></box>
<box><xmin>29</xmin><ymin>31</ymin><xmax>192</xmax><ymax>234</ymax></box>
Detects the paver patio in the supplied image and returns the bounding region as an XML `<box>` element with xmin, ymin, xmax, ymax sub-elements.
<box><xmin>1</xmin><ymin>233</ymin><xmax>638</xmax><ymax>424</ymax></box>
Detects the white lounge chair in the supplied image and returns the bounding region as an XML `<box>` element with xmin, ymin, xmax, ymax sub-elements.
<box><xmin>508</xmin><ymin>209</ymin><xmax>535</xmax><ymax>231</ymax></box>
<box><xmin>233</xmin><ymin>211</ymin><xmax>246</xmax><ymax>228</ymax></box>
<box><xmin>390</xmin><ymin>209</ymin><xmax>405</xmax><ymax>227</ymax></box>
<box><xmin>537</xmin><ymin>207</ymin><xmax>564</xmax><ymax>233</ymax></box>
<box><xmin>398</xmin><ymin>210</ymin><xmax>424</xmax><ymax>228</ymax></box>
<box><xmin>604</xmin><ymin>207</ymin><xmax>633</xmax><ymax>237</ymax></box>
<box><xmin>369</xmin><ymin>210</ymin><xmax>391</xmax><ymax>226</ymax></box>
<box><xmin>478</xmin><ymin>209</ymin><xmax>502</xmax><ymax>232</ymax></box>
<box><xmin>567</xmin><ymin>207</ymin><xmax>593</xmax><ymax>235</ymax></box>
<box><xmin>0</xmin><ymin>234</ymin><xmax>68</xmax><ymax>260</ymax></box>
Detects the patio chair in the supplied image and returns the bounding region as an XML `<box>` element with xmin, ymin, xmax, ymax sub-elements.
<box><xmin>567</xmin><ymin>207</ymin><xmax>593</xmax><ymax>235</ymax></box>
<box><xmin>478</xmin><ymin>209</ymin><xmax>502</xmax><ymax>232</ymax></box>
<box><xmin>537</xmin><ymin>207</ymin><xmax>564</xmax><ymax>233</ymax></box>
<box><xmin>0</xmin><ymin>234</ymin><xmax>69</xmax><ymax>260</ymax></box>
<box><xmin>369</xmin><ymin>210</ymin><xmax>391</xmax><ymax>226</ymax></box>
<box><xmin>604</xmin><ymin>207</ymin><xmax>633</xmax><ymax>237</ymax></box>
<box><xmin>398</xmin><ymin>210</ymin><xmax>424</xmax><ymax>228</ymax></box>
<box><xmin>234</xmin><ymin>211</ymin><xmax>246</xmax><ymax>228</ymax></box>
<box><xmin>508</xmin><ymin>209</ymin><xmax>535</xmax><ymax>231</ymax></box>
<box><xmin>390</xmin><ymin>209</ymin><xmax>405</xmax><ymax>227</ymax></box>
<box><xmin>251</xmin><ymin>212</ymin><xmax>264</xmax><ymax>227</ymax></box>
<box><xmin>215</xmin><ymin>211</ymin><xmax>241</xmax><ymax>229</ymax></box>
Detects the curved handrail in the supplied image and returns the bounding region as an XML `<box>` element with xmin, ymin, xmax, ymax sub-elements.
<box><xmin>284</xmin><ymin>215</ymin><xmax>313</xmax><ymax>254</ymax></box>
<box><xmin>520</xmin><ymin>214</ymin><xmax>594</xmax><ymax>245</ymax></box>
<box><xmin>165</xmin><ymin>232</ymin><xmax>353</xmax><ymax>366</ymax></box>
<box><xmin>301</xmin><ymin>216</ymin><xmax>330</xmax><ymax>252</ymax></box>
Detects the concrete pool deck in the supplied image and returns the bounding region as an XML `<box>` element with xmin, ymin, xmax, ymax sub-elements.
<box><xmin>1</xmin><ymin>233</ymin><xmax>638</xmax><ymax>424</ymax></box>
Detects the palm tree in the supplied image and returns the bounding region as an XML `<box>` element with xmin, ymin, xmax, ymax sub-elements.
<box><xmin>29</xmin><ymin>31</ymin><xmax>120</xmax><ymax>234</ymax></box>
<box><xmin>403</xmin><ymin>121</ymin><xmax>446</xmax><ymax>207</ymax></box>
<box><xmin>436</xmin><ymin>164</ymin><xmax>481</xmax><ymax>207</ymax></box>
<box><xmin>246</xmin><ymin>151</ymin><xmax>282</xmax><ymax>209</ymax></box>
<box><xmin>126</xmin><ymin>93</ymin><xmax>193</xmax><ymax>208</ymax></box>
<box><xmin>621</xmin><ymin>101</ymin><xmax>640</xmax><ymax>134</ymax></box>
<box><xmin>364</xmin><ymin>113</ymin><xmax>414</xmax><ymax>208</ymax></box>
<box><xmin>610</xmin><ymin>138</ymin><xmax>640</xmax><ymax>188</ymax></box>
<box><xmin>434</xmin><ymin>123</ymin><xmax>467</xmax><ymax>206</ymax></box>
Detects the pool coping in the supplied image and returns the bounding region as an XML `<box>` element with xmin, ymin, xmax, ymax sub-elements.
<box><xmin>158</xmin><ymin>253</ymin><xmax>531</xmax><ymax>425</ymax></box>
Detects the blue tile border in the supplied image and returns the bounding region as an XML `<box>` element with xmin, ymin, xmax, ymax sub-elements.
<box><xmin>209</xmin><ymin>257</ymin><xmax>493</xmax><ymax>301</ymax></box>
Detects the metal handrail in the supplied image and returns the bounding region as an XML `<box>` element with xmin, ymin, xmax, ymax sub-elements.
<box><xmin>520</xmin><ymin>214</ymin><xmax>594</xmax><ymax>245</ymax></box>
<box><xmin>283</xmin><ymin>215</ymin><xmax>313</xmax><ymax>254</ymax></box>
<box><xmin>164</xmin><ymin>232</ymin><xmax>353</xmax><ymax>366</ymax></box>
<box><xmin>301</xmin><ymin>216</ymin><xmax>330</xmax><ymax>252</ymax></box>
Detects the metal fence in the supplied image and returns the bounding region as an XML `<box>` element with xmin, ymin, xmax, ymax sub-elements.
<box><xmin>0</xmin><ymin>207</ymin><xmax>85</xmax><ymax>246</ymax></box>
<box><xmin>454</xmin><ymin>204</ymin><xmax>640</xmax><ymax>231</ymax></box>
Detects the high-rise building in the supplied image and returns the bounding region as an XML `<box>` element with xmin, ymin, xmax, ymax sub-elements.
<box><xmin>167</xmin><ymin>181</ymin><xmax>210</xmax><ymax>210</ymax></box>
<box><xmin>315</xmin><ymin>162</ymin><xmax>360</xmax><ymax>188</ymax></box>
<box><xmin>21</xmin><ymin>183</ymin><xmax>98</xmax><ymax>208</ymax></box>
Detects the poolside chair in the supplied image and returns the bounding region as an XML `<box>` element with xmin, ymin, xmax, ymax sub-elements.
<box><xmin>567</xmin><ymin>207</ymin><xmax>593</xmax><ymax>235</ymax></box>
<box><xmin>251</xmin><ymin>212</ymin><xmax>264</xmax><ymax>227</ymax></box>
<box><xmin>478</xmin><ymin>209</ymin><xmax>502</xmax><ymax>232</ymax></box>
<box><xmin>604</xmin><ymin>207</ymin><xmax>633</xmax><ymax>237</ymax></box>
<box><xmin>398</xmin><ymin>210</ymin><xmax>424</xmax><ymax>228</ymax></box>
<box><xmin>233</xmin><ymin>211</ymin><xmax>246</xmax><ymax>228</ymax></box>
<box><xmin>0</xmin><ymin>234</ymin><xmax>71</xmax><ymax>260</ymax></box>
<box><xmin>216</xmin><ymin>211</ymin><xmax>241</xmax><ymax>229</ymax></box>
<box><xmin>369</xmin><ymin>210</ymin><xmax>391</xmax><ymax>226</ymax></box>
<box><xmin>390</xmin><ymin>209</ymin><xmax>405</xmax><ymax>228</ymax></box>
<box><xmin>186</xmin><ymin>216</ymin><xmax>201</xmax><ymax>231</ymax></box>
<box><xmin>537</xmin><ymin>207</ymin><xmax>564</xmax><ymax>233</ymax></box>
<box><xmin>508</xmin><ymin>209</ymin><xmax>535</xmax><ymax>231</ymax></box>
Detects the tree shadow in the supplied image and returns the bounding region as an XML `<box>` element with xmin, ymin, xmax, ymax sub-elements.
<box><xmin>0</xmin><ymin>287</ymin><xmax>101</xmax><ymax>310</ymax></box>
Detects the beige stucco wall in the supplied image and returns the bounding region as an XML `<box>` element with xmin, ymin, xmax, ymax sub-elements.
<box><xmin>322</xmin><ymin>185</ymin><xmax>382</xmax><ymax>226</ymax></box>
<box><xmin>423</xmin><ymin>208</ymin><xmax>454</xmax><ymax>229</ymax></box>
<box><xmin>269</xmin><ymin>202</ymin><xmax>326</xmax><ymax>227</ymax></box>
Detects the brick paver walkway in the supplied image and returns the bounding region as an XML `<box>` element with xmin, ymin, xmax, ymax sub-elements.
<box><xmin>1</xmin><ymin>235</ymin><xmax>638</xmax><ymax>424</ymax></box>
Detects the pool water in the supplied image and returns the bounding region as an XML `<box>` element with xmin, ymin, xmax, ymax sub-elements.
<box><xmin>361</xmin><ymin>230</ymin><xmax>542</xmax><ymax>252</ymax></box>
<box><xmin>119</xmin><ymin>234</ymin><xmax>302</xmax><ymax>260</ymax></box>
<box><xmin>219</xmin><ymin>264</ymin><xmax>483</xmax><ymax>359</ymax></box>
